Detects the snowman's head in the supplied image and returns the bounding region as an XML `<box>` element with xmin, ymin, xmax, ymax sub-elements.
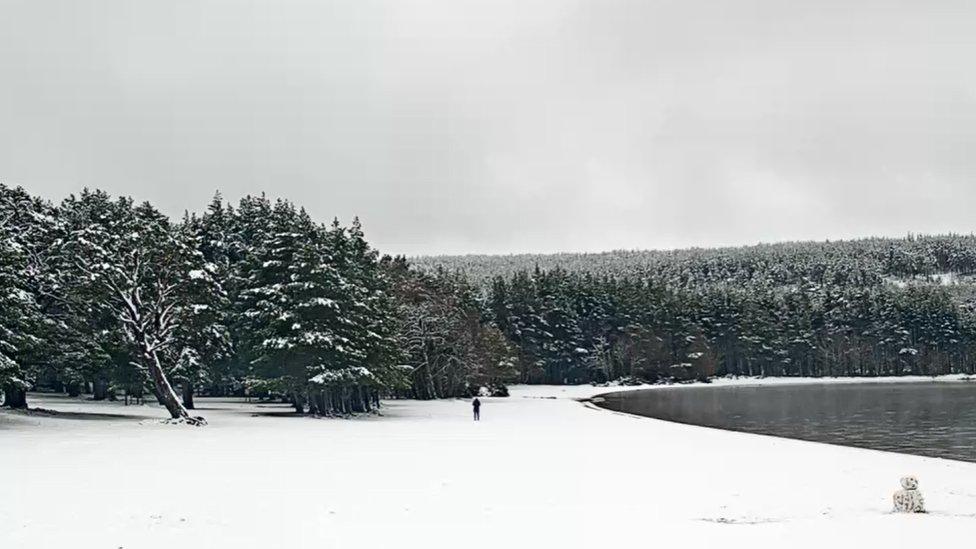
<box><xmin>900</xmin><ymin>476</ymin><xmax>919</xmax><ymax>490</ymax></box>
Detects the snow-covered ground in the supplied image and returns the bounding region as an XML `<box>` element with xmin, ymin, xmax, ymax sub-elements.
<box><xmin>3</xmin><ymin>380</ymin><xmax>976</xmax><ymax>548</ymax></box>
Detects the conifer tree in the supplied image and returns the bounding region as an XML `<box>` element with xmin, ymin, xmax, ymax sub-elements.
<box><xmin>57</xmin><ymin>191</ymin><xmax>205</xmax><ymax>424</ymax></box>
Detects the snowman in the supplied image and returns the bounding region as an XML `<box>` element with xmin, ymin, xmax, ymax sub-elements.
<box><xmin>892</xmin><ymin>476</ymin><xmax>925</xmax><ymax>513</ymax></box>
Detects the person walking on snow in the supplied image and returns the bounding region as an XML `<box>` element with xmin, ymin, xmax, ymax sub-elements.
<box><xmin>472</xmin><ymin>397</ymin><xmax>481</xmax><ymax>421</ymax></box>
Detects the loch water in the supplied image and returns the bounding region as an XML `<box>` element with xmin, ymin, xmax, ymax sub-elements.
<box><xmin>597</xmin><ymin>382</ymin><xmax>976</xmax><ymax>463</ymax></box>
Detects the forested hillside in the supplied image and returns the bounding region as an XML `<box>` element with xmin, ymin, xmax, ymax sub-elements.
<box><xmin>416</xmin><ymin>236</ymin><xmax>976</xmax><ymax>383</ymax></box>
<box><xmin>4</xmin><ymin>183</ymin><xmax>976</xmax><ymax>420</ymax></box>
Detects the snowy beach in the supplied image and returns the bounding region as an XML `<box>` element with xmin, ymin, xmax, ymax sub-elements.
<box><xmin>4</xmin><ymin>382</ymin><xmax>976</xmax><ymax>549</ymax></box>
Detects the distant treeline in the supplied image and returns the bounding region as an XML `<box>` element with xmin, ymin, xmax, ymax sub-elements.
<box><xmin>4</xmin><ymin>183</ymin><xmax>976</xmax><ymax>419</ymax></box>
<box><xmin>421</xmin><ymin>236</ymin><xmax>976</xmax><ymax>383</ymax></box>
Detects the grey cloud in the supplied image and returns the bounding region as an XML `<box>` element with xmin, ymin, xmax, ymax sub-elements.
<box><xmin>2</xmin><ymin>0</ymin><xmax>975</xmax><ymax>255</ymax></box>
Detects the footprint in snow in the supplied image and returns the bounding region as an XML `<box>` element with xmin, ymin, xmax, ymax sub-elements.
<box><xmin>699</xmin><ymin>516</ymin><xmax>783</xmax><ymax>525</ymax></box>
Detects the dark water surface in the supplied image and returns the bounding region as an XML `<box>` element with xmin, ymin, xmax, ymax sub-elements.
<box><xmin>597</xmin><ymin>382</ymin><xmax>976</xmax><ymax>463</ymax></box>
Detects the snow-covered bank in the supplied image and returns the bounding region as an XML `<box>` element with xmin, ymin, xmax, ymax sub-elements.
<box><xmin>695</xmin><ymin>373</ymin><xmax>976</xmax><ymax>389</ymax></box>
<box><xmin>513</xmin><ymin>373</ymin><xmax>976</xmax><ymax>401</ymax></box>
<box><xmin>3</xmin><ymin>388</ymin><xmax>976</xmax><ymax>549</ymax></box>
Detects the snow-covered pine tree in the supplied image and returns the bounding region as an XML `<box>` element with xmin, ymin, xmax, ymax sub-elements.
<box><xmin>320</xmin><ymin>217</ymin><xmax>400</xmax><ymax>410</ymax></box>
<box><xmin>301</xmin><ymin>219</ymin><xmax>375</xmax><ymax>414</ymax></box>
<box><xmin>0</xmin><ymin>186</ymin><xmax>39</xmax><ymax>408</ymax></box>
<box><xmin>242</xmin><ymin>213</ymin><xmax>399</xmax><ymax>415</ymax></box>
<box><xmin>238</xmin><ymin>200</ymin><xmax>322</xmax><ymax>411</ymax></box>
<box><xmin>0</xmin><ymin>184</ymin><xmax>64</xmax><ymax>408</ymax></box>
<box><xmin>57</xmin><ymin>190</ymin><xmax>206</xmax><ymax>424</ymax></box>
<box><xmin>169</xmin><ymin>212</ymin><xmax>233</xmax><ymax>409</ymax></box>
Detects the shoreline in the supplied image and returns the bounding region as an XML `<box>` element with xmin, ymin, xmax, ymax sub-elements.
<box><xmin>507</xmin><ymin>372</ymin><xmax>976</xmax><ymax>404</ymax></box>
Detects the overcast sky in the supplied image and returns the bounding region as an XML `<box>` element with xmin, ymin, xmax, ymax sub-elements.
<box><xmin>2</xmin><ymin>1</ymin><xmax>975</xmax><ymax>256</ymax></box>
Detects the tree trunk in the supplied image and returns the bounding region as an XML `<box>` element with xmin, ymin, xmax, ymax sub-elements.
<box><xmin>145</xmin><ymin>351</ymin><xmax>205</xmax><ymax>425</ymax></box>
<box><xmin>2</xmin><ymin>386</ymin><xmax>28</xmax><ymax>409</ymax></box>
<box><xmin>181</xmin><ymin>381</ymin><xmax>195</xmax><ymax>410</ymax></box>
<box><xmin>351</xmin><ymin>387</ymin><xmax>365</xmax><ymax>413</ymax></box>
<box><xmin>361</xmin><ymin>387</ymin><xmax>371</xmax><ymax>412</ymax></box>
<box><xmin>291</xmin><ymin>391</ymin><xmax>306</xmax><ymax>414</ymax></box>
<box><xmin>93</xmin><ymin>378</ymin><xmax>109</xmax><ymax>401</ymax></box>
<box><xmin>66</xmin><ymin>382</ymin><xmax>81</xmax><ymax>397</ymax></box>
<box><xmin>313</xmin><ymin>391</ymin><xmax>326</xmax><ymax>416</ymax></box>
